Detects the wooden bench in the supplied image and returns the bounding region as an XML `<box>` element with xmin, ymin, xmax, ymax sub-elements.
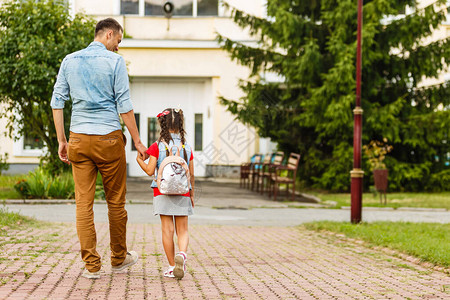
<box><xmin>270</xmin><ymin>153</ymin><xmax>301</xmax><ymax>201</ymax></box>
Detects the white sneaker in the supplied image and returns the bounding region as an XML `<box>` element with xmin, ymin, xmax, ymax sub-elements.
<box><xmin>112</xmin><ymin>251</ymin><xmax>139</xmax><ymax>272</ymax></box>
<box><xmin>164</xmin><ymin>266</ymin><xmax>175</xmax><ymax>278</ymax></box>
<box><xmin>173</xmin><ymin>252</ymin><xmax>187</xmax><ymax>279</ymax></box>
<box><xmin>82</xmin><ymin>268</ymin><xmax>101</xmax><ymax>279</ymax></box>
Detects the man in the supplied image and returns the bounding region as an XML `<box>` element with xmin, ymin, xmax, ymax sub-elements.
<box><xmin>51</xmin><ymin>18</ymin><xmax>147</xmax><ymax>279</ymax></box>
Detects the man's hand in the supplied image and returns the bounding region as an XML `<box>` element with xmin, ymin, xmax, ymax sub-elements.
<box><xmin>58</xmin><ymin>142</ymin><xmax>70</xmax><ymax>165</ymax></box>
<box><xmin>135</xmin><ymin>142</ymin><xmax>149</xmax><ymax>160</ymax></box>
<box><xmin>120</xmin><ymin>110</ymin><xmax>149</xmax><ymax>159</ymax></box>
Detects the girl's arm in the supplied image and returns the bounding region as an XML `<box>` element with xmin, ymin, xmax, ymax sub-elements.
<box><xmin>137</xmin><ymin>154</ymin><xmax>157</xmax><ymax>176</ymax></box>
<box><xmin>189</xmin><ymin>159</ymin><xmax>195</xmax><ymax>207</ymax></box>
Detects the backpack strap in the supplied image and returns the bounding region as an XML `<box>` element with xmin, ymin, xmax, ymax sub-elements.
<box><xmin>161</xmin><ymin>141</ymin><xmax>181</xmax><ymax>157</ymax></box>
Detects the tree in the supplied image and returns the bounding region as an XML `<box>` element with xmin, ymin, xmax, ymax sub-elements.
<box><xmin>218</xmin><ymin>0</ymin><xmax>450</xmax><ymax>191</ymax></box>
<box><xmin>0</xmin><ymin>0</ymin><xmax>95</xmax><ymax>174</ymax></box>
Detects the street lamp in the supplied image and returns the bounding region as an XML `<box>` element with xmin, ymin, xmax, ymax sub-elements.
<box><xmin>350</xmin><ymin>0</ymin><xmax>364</xmax><ymax>223</ymax></box>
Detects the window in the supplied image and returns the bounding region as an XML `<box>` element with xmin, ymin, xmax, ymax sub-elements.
<box><xmin>23</xmin><ymin>133</ymin><xmax>44</xmax><ymax>150</ymax></box>
<box><xmin>198</xmin><ymin>0</ymin><xmax>218</xmax><ymax>16</ymax></box>
<box><xmin>446</xmin><ymin>1</ymin><xmax>450</xmax><ymax>24</ymax></box>
<box><xmin>145</xmin><ymin>0</ymin><xmax>164</xmax><ymax>16</ymax></box>
<box><xmin>132</xmin><ymin>113</ymin><xmax>140</xmax><ymax>151</ymax></box>
<box><xmin>194</xmin><ymin>113</ymin><xmax>203</xmax><ymax>151</ymax></box>
<box><xmin>121</xmin><ymin>0</ymin><xmax>219</xmax><ymax>17</ymax></box>
<box><xmin>121</xmin><ymin>0</ymin><xmax>139</xmax><ymax>14</ymax></box>
<box><xmin>173</xmin><ymin>0</ymin><xmax>193</xmax><ymax>16</ymax></box>
<box><xmin>147</xmin><ymin>117</ymin><xmax>160</xmax><ymax>146</ymax></box>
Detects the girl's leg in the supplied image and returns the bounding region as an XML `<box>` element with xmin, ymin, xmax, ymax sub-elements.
<box><xmin>174</xmin><ymin>216</ymin><xmax>189</xmax><ymax>252</ymax></box>
<box><xmin>160</xmin><ymin>215</ymin><xmax>175</xmax><ymax>266</ymax></box>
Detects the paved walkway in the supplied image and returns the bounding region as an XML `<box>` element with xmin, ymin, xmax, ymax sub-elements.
<box><xmin>4</xmin><ymin>204</ymin><xmax>450</xmax><ymax>226</ymax></box>
<box><xmin>4</xmin><ymin>178</ymin><xmax>450</xmax><ymax>226</ymax></box>
<box><xmin>0</xmin><ymin>223</ymin><xmax>449</xmax><ymax>299</ymax></box>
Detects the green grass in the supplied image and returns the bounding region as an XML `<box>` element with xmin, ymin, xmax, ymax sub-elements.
<box><xmin>311</xmin><ymin>192</ymin><xmax>450</xmax><ymax>209</ymax></box>
<box><xmin>304</xmin><ymin>221</ymin><xmax>450</xmax><ymax>267</ymax></box>
<box><xmin>0</xmin><ymin>206</ymin><xmax>36</xmax><ymax>228</ymax></box>
<box><xmin>0</xmin><ymin>175</ymin><xmax>22</xmax><ymax>199</ymax></box>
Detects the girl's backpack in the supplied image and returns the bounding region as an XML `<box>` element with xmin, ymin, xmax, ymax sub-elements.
<box><xmin>157</xmin><ymin>141</ymin><xmax>190</xmax><ymax>195</ymax></box>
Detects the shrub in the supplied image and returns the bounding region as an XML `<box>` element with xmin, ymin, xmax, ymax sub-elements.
<box><xmin>13</xmin><ymin>168</ymin><xmax>109</xmax><ymax>199</ymax></box>
<box><xmin>429</xmin><ymin>169</ymin><xmax>450</xmax><ymax>192</ymax></box>
<box><xmin>14</xmin><ymin>167</ymin><xmax>74</xmax><ymax>199</ymax></box>
<box><xmin>47</xmin><ymin>173</ymin><xmax>75</xmax><ymax>199</ymax></box>
<box><xmin>14</xmin><ymin>179</ymin><xmax>29</xmax><ymax>197</ymax></box>
<box><xmin>26</xmin><ymin>168</ymin><xmax>52</xmax><ymax>199</ymax></box>
<box><xmin>0</xmin><ymin>153</ymin><xmax>9</xmax><ymax>175</ymax></box>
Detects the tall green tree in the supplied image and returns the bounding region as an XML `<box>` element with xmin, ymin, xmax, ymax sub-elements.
<box><xmin>0</xmin><ymin>0</ymin><xmax>95</xmax><ymax>174</ymax></box>
<box><xmin>218</xmin><ymin>0</ymin><xmax>450</xmax><ymax>191</ymax></box>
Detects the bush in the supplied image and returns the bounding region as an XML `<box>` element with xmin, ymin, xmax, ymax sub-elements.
<box><xmin>47</xmin><ymin>173</ymin><xmax>75</xmax><ymax>199</ymax></box>
<box><xmin>0</xmin><ymin>153</ymin><xmax>9</xmax><ymax>175</ymax></box>
<box><xmin>14</xmin><ymin>179</ymin><xmax>29</xmax><ymax>197</ymax></box>
<box><xmin>13</xmin><ymin>168</ymin><xmax>107</xmax><ymax>199</ymax></box>
<box><xmin>429</xmin><ymin>169</ymin><xmax>450</xmax><ymax>192</ymax></box>
<box><xmin>27</xmin><ymin>168</ymin><xmax>52</xmax><ymax>198</ymax></box>
<box><xmin>14</xmin><ymin>167</ymin><xmax>74</xmax><ymax>199</ymax></box>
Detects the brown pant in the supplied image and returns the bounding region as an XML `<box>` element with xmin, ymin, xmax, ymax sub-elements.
<box><xmin>68</xmin><ymin>130</ymin><xmax>128</xmax><ymax>272</ymax></box>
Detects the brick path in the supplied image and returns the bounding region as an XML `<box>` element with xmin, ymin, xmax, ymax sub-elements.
<box><xmin>0</xmin><ymin>223</ymin><xmax>449</xmax><ymax>299</ymax></box>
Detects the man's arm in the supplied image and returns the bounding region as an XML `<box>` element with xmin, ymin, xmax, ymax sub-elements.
<box><xmin>51</xmin><ymin>58</ymin><xmax>70</xmax><ymax>165</ymax></box>
<box><xmin>52</xmin><ymin>109</ymin><xmax>70</xmax><ymax>165</ymax></box>
<box><xmin>121</xmin><ymin>110</ymin><xmax>148</xmax><ymax>159</ymax></box>
<box><xmin>114</xmin><ymin>57</ymin><xmax>148</xmax><ymax>159</ymax></box>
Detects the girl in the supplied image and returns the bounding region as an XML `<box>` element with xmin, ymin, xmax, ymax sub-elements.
<box><xmin>136</xmin><ymin>108</ymin><xmax>195</xmax><ymax>279</ymax></box>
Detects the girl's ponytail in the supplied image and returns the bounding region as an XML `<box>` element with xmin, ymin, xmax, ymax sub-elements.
<box><xmin>177</xmin><ymin>109</ymin><xmax>188</xmax><ymax>163</ymax></box>
<box><xmin>158</xmin><ymin>110</ymin><xmax>172</xmax><ymax>157</ymax></box>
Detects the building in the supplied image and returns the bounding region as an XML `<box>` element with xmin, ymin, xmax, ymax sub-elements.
<box><xmin>0</xmin><ymin>0</ymin><xmax>276</xmax><ymax>177</ymax></box>
<box><xmin>0</xmin><ymin>0</ymin><xmax>448</xmax><ymax>176</ymax></box>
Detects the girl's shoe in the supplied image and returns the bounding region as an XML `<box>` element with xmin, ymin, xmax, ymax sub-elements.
<box><xmin>164</xmin><ymin>266</ymin><xmax>175</xmax><ymax>278</ymax></box>
<box><xmin>173</xmin><ymin>252</ymin><xmax>187</xmax><ymax>279</ymax></box>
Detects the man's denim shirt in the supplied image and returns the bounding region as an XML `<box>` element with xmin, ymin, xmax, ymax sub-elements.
<box><xmin>50</xmin><ymin>41</ymin><xmax>133</xmax><ymax>135</ymax></box>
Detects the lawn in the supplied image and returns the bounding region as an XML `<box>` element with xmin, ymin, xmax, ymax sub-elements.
<box><xmin>0</xmin><ymin>175</ymin><xmax>22</xmax><ymax>199</ymax></box>
<box><xmin>304</xmin><ymin>221</ymin><xmax>450</xmax><ymax>267</ymax></box>
<box><xmin>0</xmin><ymin>206</ymin><xmax>36</xmax><ymax>229</ymax></box>
<box><xmin>311</xmin><ymin>192</ymin><xmax>450</xmax><ymax>210</ymax></box>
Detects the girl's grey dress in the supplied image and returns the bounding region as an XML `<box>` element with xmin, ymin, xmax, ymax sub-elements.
<box><xmin>151</xmin><ymin>133</ymin><xmax>193</xmax><ymax>216</ymax></box>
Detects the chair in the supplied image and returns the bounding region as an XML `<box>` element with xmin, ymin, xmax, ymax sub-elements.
<box><xmin>254</xmin><ymin>153</ymin><xmax>272</xmax><ymax>193</ymax></box>
<box><xmin>261</xmin><ymin>152</ymin><xmax>284</xmax><ymax>195</ymax></box>
<box><xmin>240</xmin><ymin>154</ymin><xmax>261</xmax><ymax>188</ymax></box>
<box><xmin>249</xmin><ymin>154</ymin><xmax>263</xmax><ymax>190</ymax></box>
<box><xmin>270</xmin><ymin>153</ymin><xmax>301</xmax><ymax>201</ymax></box>
<box><xmin>240</xmin><ymin>154</ymin><xmax>255</xmax><ymax>188</ymax></box>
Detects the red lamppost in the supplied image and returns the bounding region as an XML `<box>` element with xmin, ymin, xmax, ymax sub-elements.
<box><xmin>351</xmin><ymin>0</ymin><xmax>364</xmax><ymax>223</ymax></box>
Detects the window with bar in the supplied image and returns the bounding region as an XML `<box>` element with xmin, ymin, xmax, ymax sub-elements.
<box><xmin>121</xmin><ymin>0</ymin><xmax>218</xmax><ymax>16</ymax></box>
<box><xmin>121</xmin><ymin>0</ymin><xmax>139</xmax><ymax>14</ymax></box>
<box><xmin>147</xmin><ymin>117</ymin><xmax>160</xmax><ymax>146</ymax></box>
<box><xmin>132</xmin><ymin>113</ymin><xmax>140</xmax><ymax>151</ymax></box>
<box><xmin>194</xmin><ymin>113</ymin><xmax>203</xmax><ymax>151</ymax></box>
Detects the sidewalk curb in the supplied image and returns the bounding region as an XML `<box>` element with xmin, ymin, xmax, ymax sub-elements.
<box><xmin>340</xmin><ymin>206</ymin><xmax>448</xmax><ymax>212</ymax></box>
<box><xmin>2</xmin><ymin>199</ymin><xmax>152</xmax><ymax>205</ymax></box>
<box><xmin>3</xmin><ymin>200</ymin><xmax>449</xmax><ymax>212</ymax></box>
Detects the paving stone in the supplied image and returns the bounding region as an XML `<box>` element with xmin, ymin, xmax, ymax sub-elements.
<box><xmin>0</xmin><ymin>223</ymin><xmax>449</xmax><ymax>299</ymax></box>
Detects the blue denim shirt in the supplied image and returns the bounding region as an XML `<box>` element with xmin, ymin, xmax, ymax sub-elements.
<box><xmin>150</xmin><ymin>133</ymin><xmax>193</xmax><ymax>189</ymax></box>
<box><xmin>50</xmin><ymin>41</ymin><xmax>133</xmax><ymax>135</ymax></box>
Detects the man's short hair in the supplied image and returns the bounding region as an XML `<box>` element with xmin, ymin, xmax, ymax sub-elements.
<box><xmin>95</xmin><ymin>18</ymin><xmax>123</xmax><ymax>37</ymax></box>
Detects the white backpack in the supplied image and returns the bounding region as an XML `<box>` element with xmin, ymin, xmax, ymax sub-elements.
<box><xmin>157</xmin><ymin>141</ymin><xmax>190</xmax><ymax>195</ymax></box>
